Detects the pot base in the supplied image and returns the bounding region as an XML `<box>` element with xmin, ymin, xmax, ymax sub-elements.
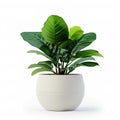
<box><xmin>37</xmin><ymin>93</ymin><xmax>83</xmax><ymax>111</ymax></box>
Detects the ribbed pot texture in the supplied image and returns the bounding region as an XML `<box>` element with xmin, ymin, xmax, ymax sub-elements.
<box><xmin>36</xmin><ymin>74</ymin><xmax>84</xmax><ymax>111</ymax></box>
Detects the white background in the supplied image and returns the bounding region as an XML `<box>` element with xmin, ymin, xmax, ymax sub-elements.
<box><xmin>0</xmin><ymin>0</ymin><xmax>119</xmax><ymax>120</ymax></box>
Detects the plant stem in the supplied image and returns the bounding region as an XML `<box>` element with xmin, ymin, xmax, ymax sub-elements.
<box><xmin>61</xmin><ymin>62</ymin><xmax>64</xmax><ymax>69</ymax></box>
<box><xmin>52</xmin><ymin>70</ymin><xmax>56</xmax><ymax>74</ymax></box>
<box><xmin>55</xmin><ymin>66</ymin><xmax>58</xmax><ymax>74</ymax></box>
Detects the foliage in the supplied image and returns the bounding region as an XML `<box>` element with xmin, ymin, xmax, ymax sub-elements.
<box><xmin>21</xmin><ymin>15</ymin><xmax>103</xmax><ymax>75</ymax></box>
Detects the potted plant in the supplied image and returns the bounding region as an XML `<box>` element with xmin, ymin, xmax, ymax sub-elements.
<box><xmin>21</xmin><ymin>15</ymin><xmax>103</xmax><ymax>111</ymax></box>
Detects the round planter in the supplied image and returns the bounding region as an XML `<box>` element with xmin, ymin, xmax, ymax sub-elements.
<box><xmin>36</xmin><ymin>74</ymin><xmax>84</xmax><ymax>111</ymax></box>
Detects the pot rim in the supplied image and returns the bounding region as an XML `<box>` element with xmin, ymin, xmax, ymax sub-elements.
<box><xmin>38</xmin><ymin>73</ymin><xmax>82</xmax><ymax>76</ymax></box>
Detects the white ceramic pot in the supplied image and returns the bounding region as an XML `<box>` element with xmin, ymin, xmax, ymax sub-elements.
<box><xmin>36</xmin><ymin>74</ymin><xmax>84</xmax><ymax>111</ymax></box>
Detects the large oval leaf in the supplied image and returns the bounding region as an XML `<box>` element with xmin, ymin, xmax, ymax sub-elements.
<box><xmin>42</xmin><ymin>15</ymin><xmax>69</xmax><ymax>44</ymax></box>
<box><xmin>69</xmin><ymin>26</ymin><xmax>84</xmax><ymax>40</ymax></box>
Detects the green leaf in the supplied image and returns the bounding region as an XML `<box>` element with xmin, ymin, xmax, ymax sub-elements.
<box><xmin>80</xmin><ymin>62</ymin><xmax>99</xmax><ymax>66</ymax></box>
<box><xmin>69</xmin><ymin>26</ymin><xmax>84</xmax><ymax>40</ymax></box>
<box><xmin>28</xmin><ymin>64</ymin><xmax>42</xmax><ymax>69</ymax></box>
<box><xmin>27</xmin><ymin>50</ymin><xmax>57</xmax><ymax>66</ymax></box>
<box><xmin>29</xmin><ymin>61</ymin><xmax>53</xmax><ymax>75</ymax></box>
<box><xmin>21</xmin><ymin>32</ymin><xmax>53</xmax><ymax>58</ymax></box>
<box><xmin>42</xmin><ymin>15</ymin><xmax>69</xmax><ymax>44</ymax></box>
<box><xmin>27</xmin><ymin>50</ymin><xmax>52</xmax><ymax>60</ymax></box>
<box><xmin>27</xmin><ymin>50</ymin><xmax>44</xmax><ymax>55</ymax></box>
<box><xmin>68</xmin><ymin>57</ymin><xmax>96</xmax><ymax>73</ymax></box>
<box><xmin>75</xmin><ymin>49</ymin><xmax>103</xmax><ymax>58</ymax></box>
<box><xmin>69</xmin><ymin>57</ymin><xmax>95</xmax><ymax>68</ymax></box>
<box><xmin>21</xmin><ymin>32</ymin><xmax>43</xmax><ymax>49</ymax></box>
<box><xmin>28</xmin><ymin>63</ymin><xmax>51</xmax><ymax>69</ymax></box>
<box><xmin>58</xmin><ymin>39</ymin><xmax>72</xmax><ymax>48</ymax></box>
<box><xmin>31</xmin><ymin>68</ymin><xmax>52</xmax><ymax>76</ymax></box>
<box><xmin>28</xmin><ymin>61</ymin><xmax>53</xmax><ymax>69</ymax></box>
<box><xmin>68</xmin><ymin>61</ymin><xmax>99</xmax><ymax>74</ymax></box>
<box><xmin>71</xmin><ymin>32</ymin><xmax>96</xmax><ymax>54</ymax></box>
<box><xmin>38</xmin><ymin>61</ymin><xmax>53</xmax><ymax>68</ymax></box>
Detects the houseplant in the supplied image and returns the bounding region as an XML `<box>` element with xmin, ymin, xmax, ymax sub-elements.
<box><xmin>21</xmin><ymin>15</ymin><xmax>103</xmax><ymax>111</ymax></box>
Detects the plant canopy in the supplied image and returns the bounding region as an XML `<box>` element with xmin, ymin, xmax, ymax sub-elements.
<box><xmin>21</xmin><ymin>15</ymin><xmax>103</xmax><ymax>75</ymax></box>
